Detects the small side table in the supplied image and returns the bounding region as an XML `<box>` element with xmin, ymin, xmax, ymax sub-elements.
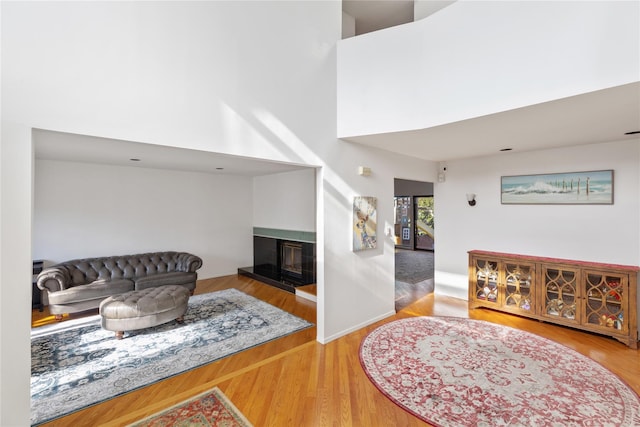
<box><xmin>32</xmin><ymin>260</ymin><xmax>44</xmax><ymax>312</ymax></box>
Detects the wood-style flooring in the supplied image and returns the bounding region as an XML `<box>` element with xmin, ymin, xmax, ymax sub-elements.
<box><xmin>32</xmin><ymin>275</ymin><xmax>640</xmax><ymax>426</ymax></box>
<box><xmin>395</xmin><ymin>278</ymin><xmax>434</xmax><ymax>311</ymax></box>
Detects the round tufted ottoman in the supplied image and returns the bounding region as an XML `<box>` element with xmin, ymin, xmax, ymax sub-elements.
<box><xmin>99</xmin><ymin>285</ymin><xmax>190</xmax><ymax>339</ymax></box>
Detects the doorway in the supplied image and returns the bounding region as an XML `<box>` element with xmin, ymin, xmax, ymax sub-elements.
<box><xmin>394</xmin><ymin>179</ymin><xmax>435</xmax><ymax>311</ymax></box>
<box><xmin>414</xmin><ymin>196</ymin><xmax>434</xmax><ymax>251</ymax></box>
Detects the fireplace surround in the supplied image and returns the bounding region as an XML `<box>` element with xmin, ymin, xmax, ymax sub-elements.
<box><xmin>238</xmin><ymin>233</ymin><xmax>316</xmax><ymax>293</ymax></box>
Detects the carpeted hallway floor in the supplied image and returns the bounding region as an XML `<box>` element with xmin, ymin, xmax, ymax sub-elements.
<box><xmin>395</xmin><ymin>248</ymin><xmax>434</xmax><ymax>311</ymax></box>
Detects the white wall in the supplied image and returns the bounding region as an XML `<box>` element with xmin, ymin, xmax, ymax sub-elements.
<box><xmin>338</xmin><ymin>1</ymin><xmax>639</xmax><ymax>137</ymax></box>
<box><xmin>253</xmin><ymin>168</ymin><xmax>316</xmax><ymax>232</ymax></box>
<box><xmin>434</xmin><ymin>139</ymin><xmax>640</xmax><ymax>299</ymax></box>
<box><xmin>34</xmin><ymin>160</ymin><xmax>252</xmax><ymax>279</ymax></box>
<box><xmin>1</xmin><ymin>3</ymin><xmax>435</xmax><ymax>423</ymax></box>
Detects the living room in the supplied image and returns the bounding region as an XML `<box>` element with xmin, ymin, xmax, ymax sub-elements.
<box><xmin>31</xmin><ymin>129</ymin><xmax>317</xmax><ymax>284</ymax></box>
<box><xmin>2</xmin><ymin>1</ymin><xmax>639</xmax><ymax>425</ymax></box>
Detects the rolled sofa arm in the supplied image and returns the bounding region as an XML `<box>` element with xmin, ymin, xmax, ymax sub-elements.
<box><xmin>176</xmin><ymin>252</ymin><xmax>203</xmax><ymax>273</ymax></box>
<box><xmin>36</xmin><ymin>266</ymin><xmax>71</xmax><ymax>293</ymax></box>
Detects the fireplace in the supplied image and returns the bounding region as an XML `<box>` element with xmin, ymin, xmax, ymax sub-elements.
<box><xmin>281</xmin><ymin>241</ymin><xmax>303</xmax><ymax>278</ymax></box>
<box><xmin>238</xmin><ymin>235</ymin><xmax>316</xmax><ymax>293</ymax></box>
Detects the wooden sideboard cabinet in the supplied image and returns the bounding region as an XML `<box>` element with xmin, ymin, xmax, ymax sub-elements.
<box><xmin>469</xmin><ymin>250</ymin><xmax>639</xmax><ymax>349</ymax></box>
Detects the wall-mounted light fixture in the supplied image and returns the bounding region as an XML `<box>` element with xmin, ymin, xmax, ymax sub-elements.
<box><xmin>358</xmin><ymin>166</ymin><xmax>371</xmax><ymax>176</ymax></box>
<box><xmin>466</xmin><ymin>193</ymin><xmax>476</xmax><ymax>206</ymax></box>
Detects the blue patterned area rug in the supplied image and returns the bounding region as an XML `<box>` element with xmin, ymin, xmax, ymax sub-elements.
<box><xmin>31</xmin><ymin>288</ymin><xmax>313</xmax><ymax>426</ymax></box>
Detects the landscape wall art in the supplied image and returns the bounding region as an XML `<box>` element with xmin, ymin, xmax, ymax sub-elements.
<box><xmin>501</xmin><ymin>170</ymin><xmax>613</xmax><ymax>205</ymax></box>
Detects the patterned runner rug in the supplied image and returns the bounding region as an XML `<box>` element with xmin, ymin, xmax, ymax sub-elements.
<box><xmin>128</xmin><ymin>387</ymin><xmax>253</xmax><ymax>427</ymax></box>
<box><xmin>360</xmin><ymin>317</ymin><xmax>640</xmax><ymax>427</ymax></box>
<box><xmin>31</xmin><ymin>288</ymin><xmax>312</xmax><ymax>426</ymax></box>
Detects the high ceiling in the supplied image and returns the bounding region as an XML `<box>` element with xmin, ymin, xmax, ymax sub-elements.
<box><xmin>343</xmin><ymin>82</ymin><xmax>640</xmax><ymax>162</ymax></box>
<box><xmin>34</xmin><ymin>84</ymin><xmax>639</xmax><ymax>175</ymax></box>
<box><xmin>34</xmin><ymin>3</ymin><xmax>640</xmax><ymax>173</ymax></box>
<box><xmin>341</xmin><ymin>1</ymin><xmax>639</xmax><ymax>161</ymax></box>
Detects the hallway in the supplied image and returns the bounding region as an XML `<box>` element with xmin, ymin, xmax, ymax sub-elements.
<box><xmin>395</xmin><ymin>248</ymin><xmax>434</xmax><ymax>311</ymax></box>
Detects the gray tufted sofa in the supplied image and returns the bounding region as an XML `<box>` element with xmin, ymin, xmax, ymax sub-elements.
<box><xmin>36</xmin><ymin>251</ymin><xmax>203</xmax><ymax>320</ymax></box>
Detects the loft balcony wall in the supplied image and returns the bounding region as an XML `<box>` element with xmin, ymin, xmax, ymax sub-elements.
<box><xmin>337</xmin><ymin>1</ymin><xmax>639</xmax><ymax>138</ymax></box>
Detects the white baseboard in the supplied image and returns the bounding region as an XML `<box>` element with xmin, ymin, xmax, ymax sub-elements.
<box><xmin>318</xmin><ymin>309</ymin><xmax>396</xmax><ymax>344</ymax></box>
<box><xmin>295</xmin><ymin>289</ymin><xmax>317</xmax><ymax>302</ymax></box>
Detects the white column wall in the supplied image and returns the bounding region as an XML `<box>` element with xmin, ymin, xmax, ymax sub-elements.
<box><xmin>320</xmin><ymin>142</ymin><xmax>434</xmax><ymax>341</ymax></box>
<box><xmin>434</xmin><ymin>139</ymin><xmax>640</xmax><ymax>299</ymax></box>
<box><xmin>338</xmin><ymin>0</ymin><xmax>639</xmax><ymax>137</ymax></box>
<box><xmin>0</xmin><ymin>123</ymin><xmax>33</xmax><ymax>426</ymax></box>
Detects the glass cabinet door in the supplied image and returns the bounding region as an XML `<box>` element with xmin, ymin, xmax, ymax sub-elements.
<box><xmin>541</xmin><ymin>266</ymin><xmax>579</xmax><ymax>324</ymax></box>
<box><xmin>583</xmin><ymin>270</ymin><xmax>627</xmax><ymax>333</ymax></box>
<box><xmin>504</xmin><ymin>262</ymin><xmax>534</xmax><ymax>312</ymax></box>
<box><xmin>473</xmin><ymin>258</ymin><xmax>500</xmax><ymax>304</ymax></box>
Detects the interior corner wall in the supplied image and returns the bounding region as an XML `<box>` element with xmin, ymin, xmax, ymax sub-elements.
<box><xmin>253</xmin><ymin>168</ymin><xmax>316</xmax><ymax>232</ymax></box>
<box><xmin>342</xmin><ymin>11</ymin><xmax>355</xmax><ymax>39</ymax></box>
<box><xmin>33</xmin><ymin>160</ymin><xmax>253</xmax><ymax>279</ymax></box>
<box><xmin>433</xmin><ymin>139</ymin><xmax>640</xmax><ymax>299</ymax></box>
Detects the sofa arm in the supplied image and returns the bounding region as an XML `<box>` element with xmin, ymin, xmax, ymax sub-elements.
<box><xmin>176</xmin><ymin>253</ymin><xmax>203</xmax><ymax>273</ymax></box>
<box><xmin>36</xmin><ymin>267</ymin><xmax>71</xmax><ymax>293</ymax></box>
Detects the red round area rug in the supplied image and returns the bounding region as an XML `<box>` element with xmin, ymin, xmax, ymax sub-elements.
<box><xmin>360</xmin><ymin>317</ymin><xmax>640</xmax><ymax>427</ymax></box>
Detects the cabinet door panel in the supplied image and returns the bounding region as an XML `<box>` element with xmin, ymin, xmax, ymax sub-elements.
<box><xmin>583</xmin><ymin>271</ymin><xmax>628</xmax><ymax>333</ymax></box>
<box><xmin>541</xmin><ymin>266</ymin><xmax>579</xmax><ymax>324</ymax></box>
<box><xmin>473</xmin><ymin>258</ymin><xmax>500</xmax><ymax>305</ymax></box>
<box><xmin>503</xmin><ymin>262</ymin><xmax>535</xmax><ymax>313</ymax></box>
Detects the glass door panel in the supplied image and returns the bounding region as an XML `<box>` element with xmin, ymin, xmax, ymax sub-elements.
<box><xmin>504</xmin><ymin>262</ymin><xmax>534</xmax><ymax>312</ymax></box>
<box><xmin>542</xmin><ymin>267</ymin><xmax>579</xmax><ymax>323</ymax></box>
<box><xmin>584</xmin><ymin>271</ymin><xmax>627</xmax><ymax>332</ymax></box>
<box><xmin>474</xmin><ymin>259</ymin><xmax>500</xmax><ymax>304</ymax></box>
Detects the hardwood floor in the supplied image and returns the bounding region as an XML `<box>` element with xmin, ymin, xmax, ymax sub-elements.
<box><xmin>395</xmin><ymin>278</ymin><xmax>434</xmax><ymax>311</ymax></box>
<box><xmin>33</xmin><ymin>275</ymin><xmax>640</xmax><ymax>426</ymax></box>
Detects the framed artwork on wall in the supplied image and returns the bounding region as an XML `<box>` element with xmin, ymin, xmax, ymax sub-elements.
<box><xmin>501</xmin><ymin>170</ymin><xmax>614</xmax><ymax>205</ymax></box>
<box><xmin>353</xmin><ymin>196</ymin><xmax>377</xmax><ymax>251</ymax></box>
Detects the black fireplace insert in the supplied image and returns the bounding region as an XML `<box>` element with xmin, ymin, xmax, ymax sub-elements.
<box><xmin>238</xmin><ymin>236</ymin><xmax>316</xmax><ymax>293</ymax></box>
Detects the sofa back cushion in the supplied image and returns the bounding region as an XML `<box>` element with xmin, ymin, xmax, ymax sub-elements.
<box><xmin>61</xmin><ymin>252</ymin><xmax>198</xmax><ymax>287</ymax></box>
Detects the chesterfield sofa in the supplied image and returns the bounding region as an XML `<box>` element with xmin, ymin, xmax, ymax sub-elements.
<box><xmin>36</xmin><ymin>251</ymin><xmax>203</xmax><ymax>321</ymax></box>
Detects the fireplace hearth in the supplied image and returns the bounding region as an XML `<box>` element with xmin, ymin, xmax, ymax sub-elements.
<box><xmin>238</xmin><ymin>235</ymin><xmax>316</xmax><ymax>293</ymax></box>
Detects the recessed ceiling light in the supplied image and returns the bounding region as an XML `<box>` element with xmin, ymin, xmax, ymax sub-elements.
<box><xmin>129</xmin><ymin>158</ymin><xmax>141</xmax><ymax>161</ymax></box>
<box><xmin>624</xmin><ymin>131</ymin><xmax>640</xmax><ymax>135</ymax></box>
<box><xmin>499</xmin><ymin>148</ymin><xmax>513</xmax><ymax>152</ymax></box>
